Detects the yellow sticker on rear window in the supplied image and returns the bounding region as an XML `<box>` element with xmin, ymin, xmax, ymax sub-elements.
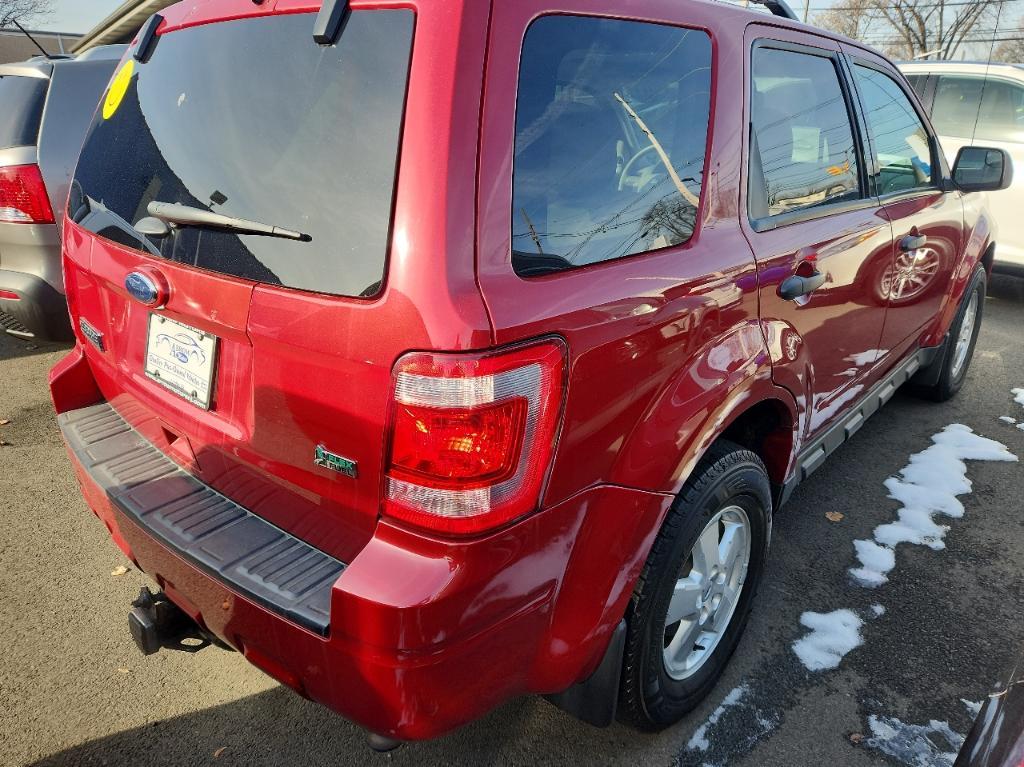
<box><xmin>102</xmin><ymin>59</ymin><xmax>134</xmax><ymax>120</ymax></box>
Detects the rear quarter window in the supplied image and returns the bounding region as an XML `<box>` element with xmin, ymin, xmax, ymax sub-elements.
<box><xmin>70</xmin><ymin>11</ymin><xmax>414</xmax><ymax>299</ymax></box>
<box><xmin>511</xmin><ymin>16</ymin><xmax>712</xmax><ymax>277</ymax></box>
<box><xmin>0</xmin><ymin>75</ymin><xmax>48</xmax><ymax>149</ymax></box>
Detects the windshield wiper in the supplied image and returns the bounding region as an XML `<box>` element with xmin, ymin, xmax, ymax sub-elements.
<box><xmin>142</xmin><ymin>201</ymin><xmax>312</xmax><ymax>242</ymax></box>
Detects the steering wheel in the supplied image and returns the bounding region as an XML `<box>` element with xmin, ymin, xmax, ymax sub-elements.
<box><xmin>618</xmin><ymin>144</ymin><xmax>660</xmax><ymax>192</ymax></box>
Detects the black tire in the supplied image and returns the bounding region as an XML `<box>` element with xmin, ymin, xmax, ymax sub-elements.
<box><xmin>617</xmin><ymin>440</ymin><xmax>771</xmax><ymax>731</ymax></box>
<box><xmin>912</xmin><ymin>263</ymin><xmax>986</xmax><ymax>402</ymax></box>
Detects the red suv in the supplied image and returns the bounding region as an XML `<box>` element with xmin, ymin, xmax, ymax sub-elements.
<box><xmin>51</xmin><ymin>0</ymin><xmax>1011</xmax><ymax>744</ymax></box>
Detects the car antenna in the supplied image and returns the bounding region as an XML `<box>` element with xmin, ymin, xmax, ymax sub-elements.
<box><xmin>969</xmin><ymin>0</ymin><xmax>1006</xmax><ymax>146</ymax></box>
<box><xmin>9</xmin><ymin>19</ymin><xmax>55</xmax><ymax>60</ymax></box>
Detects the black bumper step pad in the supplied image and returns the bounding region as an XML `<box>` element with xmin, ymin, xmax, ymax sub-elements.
<box><xmin>59</xmin><ymin>402</ymin><xmax>345</xmax><ymax>635</ymax></box>
<box><xmin>0</xmin><ymin>309</ymin><xmax>33</xmax><ymax>338</ymax></box>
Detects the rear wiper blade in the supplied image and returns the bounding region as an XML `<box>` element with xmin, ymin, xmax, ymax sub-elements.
<box><xmin>144</xmin><ymin>201</ymin><xmax>312</xmax><ymax>242</ymax></box>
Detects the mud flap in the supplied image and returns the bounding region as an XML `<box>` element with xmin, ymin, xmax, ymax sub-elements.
<box><xmin>544</xmin><ymin>620</ymin><xmax>626</xmax><ymax>728</ymax></box>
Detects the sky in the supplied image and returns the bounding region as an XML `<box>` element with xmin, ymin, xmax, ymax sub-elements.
<box><xmin>41</xmin><ymin>0</ymin><xmax>125</xmax><ymax>34</ymax></box>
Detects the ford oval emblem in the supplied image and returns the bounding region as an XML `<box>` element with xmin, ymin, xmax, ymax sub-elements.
<box><xmin>125</xmin><ymin>271</ymin><xmax>164</xmax><ymax>307</ymax></box>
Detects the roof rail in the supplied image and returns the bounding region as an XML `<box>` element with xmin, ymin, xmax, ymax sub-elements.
<box><xmin>752</xmin><ymin>0</ymin><xmax>800</xmax><ymax>21</ymax></box>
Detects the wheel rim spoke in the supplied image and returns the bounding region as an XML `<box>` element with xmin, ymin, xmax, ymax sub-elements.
<box><xmin>666</xmin><ymin>618</ymin><xmax>703</xmax><ymax>668</ymax></box>
<box><xmin>666</xmin><ymin>574</ymin><xmax>703</xmax><ymax>625</ymax></box>
<box><xmin>712</xmin><ymin>590</ymin><xmax>737</xmax><ymax>632</ymax></box>
<box><xmin>719</xmin><ymin>521</ymin><xmax>745</xmax><ymax>578</ymax></box>
<box><xmin>693</xmin><ymin>523</ymin><xmax>721</xmax><ymax>574</ymax></box>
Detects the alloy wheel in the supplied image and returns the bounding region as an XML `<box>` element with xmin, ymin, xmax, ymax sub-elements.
<box><xmin>950</xmin><ymin>290</ymin><xmax>979</xmax><ymax>380</ymax></box>
<box><xmin>662</xmin><ymin>505</ymin><xmax>751</xmax><ymax>680</ymax></box>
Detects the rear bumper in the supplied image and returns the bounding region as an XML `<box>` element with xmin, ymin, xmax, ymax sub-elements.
<box><xmin>51</xmin><ymin>346</ymin><xmax>673</xmax><ymax>740</ymax></box>
<box><xmin>0</xmin><ymin>268</ymin><xmax>71</xmax><ymax>340</ymax></box>
<box><xmin>992</xmin><ymin>261</ymin><xmax>1024</xmax><ymax>278</ymax></box>
<box><xmin>991</xmin><ymin>240</ymin><xmax>1024</xmax><ymax>271</ymax></box>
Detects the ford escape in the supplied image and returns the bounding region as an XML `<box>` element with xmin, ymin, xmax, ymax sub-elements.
<box><xmin>50</xmin><ymin>0</ymin><xmax>1011</xmax><ymax>744</ymax></box>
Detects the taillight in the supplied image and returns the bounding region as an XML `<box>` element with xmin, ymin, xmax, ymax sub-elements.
<box><xmin>384</xmin><ymin>339</ymin><xmax>567</xmax><ymax>535</ymax></box>
<box><xmin>0</xmin><ymin>164</ymin><xmax>54</xmax><ymax>224</ymax></box>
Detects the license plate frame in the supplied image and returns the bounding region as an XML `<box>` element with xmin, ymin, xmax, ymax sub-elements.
<box><xmin>144</xmin><ymin>314</ymin><xmax>218</xmax><ymax>409</ymax></box>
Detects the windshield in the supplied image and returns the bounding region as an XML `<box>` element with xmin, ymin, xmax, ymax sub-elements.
<box><xmin>0</xmin><ymin>75</ymin><xmax>47</xmax><ymax>149</ymax></box>
<box><xmin>70</xmin><ymin>11</ymin><xmax>414</xmax><ymax>298</ymax></box>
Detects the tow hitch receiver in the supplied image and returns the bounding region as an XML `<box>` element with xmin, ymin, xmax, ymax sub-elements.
<box><xmin>128</xmin><ymin>586</ymin><xmax>204</xmax><ymax>655</ymax></box>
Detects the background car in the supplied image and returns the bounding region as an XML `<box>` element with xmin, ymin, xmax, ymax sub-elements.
<box><xmin>900</xmin><ymin>61</ymin><xmax>1024</xmax><ymax>275</ymax></box>
<box><xmin>0</xmin><ymin>44</ymin><xmax>125</xmax><ymax>341</ymax></box>
<box><xmin>955</xmin><ymin>651</ymin><xmax>1024</xmax><ymax>766</ymax></box>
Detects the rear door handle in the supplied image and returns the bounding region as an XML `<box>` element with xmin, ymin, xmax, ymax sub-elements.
<box><xmin>779</xmin><ymin>271</ymin><xmax>826</xmax><ymax>300</ymax></box>
<box><xmin>900</xmin><ymin>233</ymin><xmax>927</xmax><ymax>251</ymax></box>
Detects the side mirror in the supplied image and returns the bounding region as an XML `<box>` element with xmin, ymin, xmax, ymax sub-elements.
<box><xmin>952</xmin><ymin>146</ymin><xmax>1013</xmax><ymax>192</ymax></box>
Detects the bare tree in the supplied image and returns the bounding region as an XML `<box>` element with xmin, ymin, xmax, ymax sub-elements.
<box><xmin>876</xmin><ymin>0</ymin><xmax>1001</xmax><ymax>59</ymax></box>
<box><xmin>994</xmin><ymin>17</ymin><xmax>1024</xmax><ymax>62</ymax></box>
<box><xmin>813</xmin><ymin>0</ymin><xmax>879</xmax><ymax>41</ymax></box>
<box><xmin>0</xmin><ymin>0</ymin><xmax>53</xmax><ymax>30</ymax></box>
<box><xmin>815</xmin><ymin>0</ymin><xmax>1004</xmax><ymax>60</ymax></box>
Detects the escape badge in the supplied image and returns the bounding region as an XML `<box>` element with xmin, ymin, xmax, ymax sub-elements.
<box><xmin>314</xmin><ymin>444</ymin><xmax>358</xmax><ymax>478</ymax></box>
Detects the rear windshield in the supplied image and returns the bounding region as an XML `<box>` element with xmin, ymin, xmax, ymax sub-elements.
<box><xmin>70</xmin><ymin>11</ymin><xmax>414</xmax><ymax>298</ymax></box>
<box><xmin>0</xmin><ymin>75</ymin><xmax>47</xmax><ymax>149</ymax></box>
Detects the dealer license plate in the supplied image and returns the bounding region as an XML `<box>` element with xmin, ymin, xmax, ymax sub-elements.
<box><xmin>144</xmin><ymin>314</ymin><xmax>218</xmax><ymax>409</ymax></box>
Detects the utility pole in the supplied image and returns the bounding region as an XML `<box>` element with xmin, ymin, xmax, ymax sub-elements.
<box><xmin>938</xmin><ymin>0</ymin><xmax>946</xmax><ymax>58</ymax></box>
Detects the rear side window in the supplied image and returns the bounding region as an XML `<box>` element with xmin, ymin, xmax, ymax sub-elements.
<box><xmin>511</xmin><ymin>16</ymin><xmax>712</xmax><ymax>276</ymax></box>
<box><xmin>70</xmin><ymin>11</ymin><xmax>414</xmax><ymax>299</ymax></box>
<box><xmin>852</xmin><ymin>65</ymin><xmax>934</xmax><ymax>196</ymax></box>
<box><xmin>0</xmin><ymin>75</ymin><xmax>47</xmax><ymax>149</ymax></box>
<box><xmin>749</xmin><ymin>47</ymin><xmax>861</xmax><ymax>221</ymax></box>
<box><xmin>931</xmin><ymin>75</ymin><xmax>1024</xmax><ymax>144</ymax></box>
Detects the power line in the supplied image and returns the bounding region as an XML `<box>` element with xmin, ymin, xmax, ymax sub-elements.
<box><xmin>808</xmin><ymin>0</ymin><xmax>1010</xmax><ymax>9</ymax></box>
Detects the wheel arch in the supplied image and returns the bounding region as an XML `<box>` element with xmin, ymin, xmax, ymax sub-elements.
<box><xmin>923</xmin><ymin>200</ymin><xmax>994</xmax><ymax>347</ymax></box>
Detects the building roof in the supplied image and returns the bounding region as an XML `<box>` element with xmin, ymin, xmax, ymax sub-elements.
<box><xmin>72</xmin><ymin>0</ymin><xmax>174</xmax><ymax>52</ymax></box>
<box><xmin>0</xmin><ymin>29</ymin><xmax>80</xmax><ymax>65</ymax></box>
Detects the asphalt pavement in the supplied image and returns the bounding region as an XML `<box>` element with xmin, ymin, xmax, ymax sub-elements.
<box><xmin>2</xmin><ymin>275</ymin><xmax>1023</xmax><ymax>767</ymax></box>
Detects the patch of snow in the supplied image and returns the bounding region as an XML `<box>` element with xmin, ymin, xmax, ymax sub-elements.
<box><xmin>999</xmin><ymin>416</ymin><xmax>1017</xmax><ymax>424</ymax></box>
<box><xmin>870</xmin><ymin>604</ymin><xmax>886</xmax><ymax>617</ymax></box>
<box><xmin>679</xmin><ymin>683</ymin><xmax>781</xmax><ymax>766</ymax></box>
<box><xmin>874</xmin><ymin>508</ymin><xmax>950</xmax><ymax>550</ymax></box>
<box><xmin>1013</xmin><ymin>388</ymin><xmax>1024</xmax><ymax>407</ymax></box>
<box><xmin>849</xmin><ymin>425</ymin><xmax>1017</xmax><ymax>587</ymax></box>
<box><xmin>792</xmin><ymin>609</ymin><xmax>864</xmax><ymax>671</ymax></box>
<box><xmin>933</xmin><ymin>424</ymin><xmax>1018</xmax><ymax>462</ymax></box>
<box><xmin>850</xmin><ymin>539</ymin><xmax>896</xmax><ymax>586</ymax></box>
<box><xmin>961</xmin><ymin>698</ymin><xmax>982</xmax><ymax>717</ymax></box>
<box><xmin>884</xmin><ymin>475</ymin><xmax>965</xmax><ymax>519</ymax></box>
<box><xmin>687</xmin><ymin>685</ymin><xmax>747</xmax><ymax>751</ymax></box>
<box><xmin>866</xmin><ymin>714</ymin><xmax>963</xmax><ymax>767</ymax></box>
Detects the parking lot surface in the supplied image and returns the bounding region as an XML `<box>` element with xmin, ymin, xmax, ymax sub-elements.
<box><xmin>2</xmin><ymin>276</ymin><xmax>1023</xmax><ymax>767</ymax></box>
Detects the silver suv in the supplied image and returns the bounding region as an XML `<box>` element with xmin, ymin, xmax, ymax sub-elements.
<box><xmin>0</xmin><ymin>45</ymin><xmax>125</xmax><ymax>340</ymax></box>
